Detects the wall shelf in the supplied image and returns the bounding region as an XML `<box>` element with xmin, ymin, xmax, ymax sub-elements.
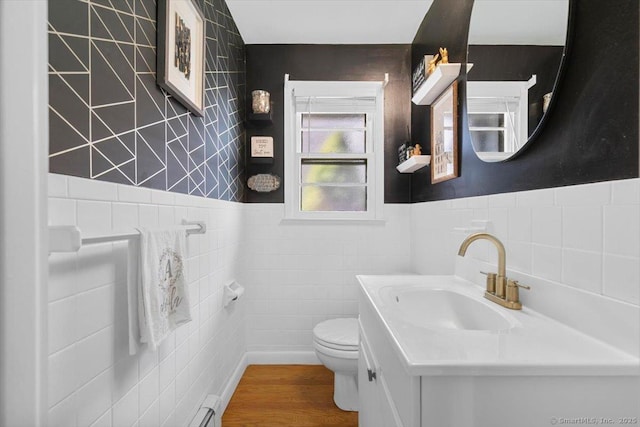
<box><xmin>411</xmin><ymin>63</ymin><xmax>470</xmax><ymax>106</ymax></box>
<box><xmin>396</xmin><ymin>155</ymin><xmax>431</xmax><ymax>173</ymax></box>
<box><xmin>250</xmin><ymin>157</ymin><xmax>274</xmax><ymax>164</ymax></box>
<box><xmin>246</xmin><ymin>112</ymin><xmax>273</xmax><ymax>130</ymax></box>
<box><xmin>248</xmin><ymin>112</ymin><xmax>272</xmax><ymax>123</ymax></box>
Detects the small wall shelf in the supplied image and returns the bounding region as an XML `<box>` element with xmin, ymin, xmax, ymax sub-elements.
<box><xmin>250</xmin><ymin>157</ymin><xmax>274</xmax><ymax>164</ymax></box>
<box><xmin>396</xmin><ymin>155</ymin><xmax>431</xmax><ymax>173</ymax></box>
<box><xmin>247</xmin><ymin>112</ymin><xmax>273</xmax><ymax>125</ymax></box>
<box><xmin>411</xmin><ymin>63</ymin><xmax>471</xmax><ymax>106</ymax></box>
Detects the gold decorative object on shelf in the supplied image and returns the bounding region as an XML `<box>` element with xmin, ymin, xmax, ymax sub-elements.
<box><xmin>439</xmin><ymin>47</ymin><xmax>449</xmax><ymax>64</ymax></box>
<box><xmin>427</xmin><ymin>54</ymin><xmax>440</xmax><ymax>75</ymax></box>
<box><xmin>426</xmin><ymin>47</ymin><xmax>449</xmax><ymax>75</ymax></box>
<box><xmin>413</xmin><ymin>144</ymin><xmax>422</xmax><ymax>156</ymax></box>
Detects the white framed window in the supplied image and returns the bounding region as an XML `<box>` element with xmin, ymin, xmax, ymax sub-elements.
<box><xmin>284</xmin><ymin>77</ymin><xmax>385</xmax><ymax>221</ymax></box>
<box><xmin>467</xmin><ymin>77</ymin><xmax>535</xmax><ymax>161</ymax></box>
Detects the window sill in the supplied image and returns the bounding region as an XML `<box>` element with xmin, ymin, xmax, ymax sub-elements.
<box><xmin>280</xmin><ymin>218</ymin><xmax>386</xmax><ymax>226</ymax></box>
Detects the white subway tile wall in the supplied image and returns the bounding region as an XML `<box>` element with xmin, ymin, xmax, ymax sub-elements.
<box><xmin>48</xmin><ymin>173</ymin><xmax>640</xmax><ymax>425</ymax></box>
<box><xmin>240</xmin><ymin>204</ymin><xmax>412</xmax><ymax>353</ymax></box>
<box><xmin>47</xmin><ymin>174</ymin><xmax>245</xmax><ymax>427</ymax></box>
<box><xmin>411</xmin><ymin>179</ymin><xmax>640</xmax><ymax>306</ymax></box>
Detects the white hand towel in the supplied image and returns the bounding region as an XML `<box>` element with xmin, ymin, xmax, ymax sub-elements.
<box><xmin>126</xmin><ymin>238</ymin><xmax>141</xmax><ymax>356</ymax></box>
<box><xmin>137</xmin><ymin>227</ymin><xmax>192</xmax><ymax>350</ymax></box>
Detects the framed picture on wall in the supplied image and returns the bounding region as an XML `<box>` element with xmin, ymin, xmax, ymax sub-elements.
<box><xmin>430</xmin><ymin>82</ymin><xmax>459</xmax><ymax>183</ymax></box>
<box><xmin>157</xmin><ymin>0</ymin><xmax>205</xmax><ymax>116</ymax></box>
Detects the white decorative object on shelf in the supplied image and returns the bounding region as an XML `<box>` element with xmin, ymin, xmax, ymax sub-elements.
<box><xmin>396</xmin><ymin>155</ymin><xmax>431</xmax><ymax>173</ymax></box>
<box><xmin>411</xmin><ymin>63</ymin><xmax>472</xmax><ymax>106</ymax></box>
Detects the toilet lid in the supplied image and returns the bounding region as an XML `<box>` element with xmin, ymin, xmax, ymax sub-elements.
<box><xmin>313</xmin><ymin>318</ymin><xmax>359</xmax><ymax>351</ymax></box>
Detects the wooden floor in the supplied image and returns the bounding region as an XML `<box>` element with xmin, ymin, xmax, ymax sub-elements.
<box><xmin>222</xmin><ymin>365</ymin><xmax>359</xmax><ymax>427</ymax></box>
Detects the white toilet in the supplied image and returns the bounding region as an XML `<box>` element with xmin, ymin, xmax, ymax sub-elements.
<box><xmin>312</xmin><ymin>317</ymin><xmax>359</xmax><ymax>411</ymax></box>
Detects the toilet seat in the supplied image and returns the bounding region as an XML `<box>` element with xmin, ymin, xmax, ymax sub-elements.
<box><xmin>314</xmin><ymin>340</ymin><xmax>359</xmax><ymax>359</ymax></box>
<box><xmin>314</xmin><ymin>337</ymin><xmax>358</xmax><ymax>352</ymax></box>
<box><xmin>313</xmin><ymin>318</ymin><xmax>359</xmax><ymax>352</ymax></box>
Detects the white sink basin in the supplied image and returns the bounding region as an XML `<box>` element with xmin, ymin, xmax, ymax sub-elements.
<box><xmin>379</xmin><ymin>286</ymin><xmax>511</xmax><ymax>332</ymax></box>
<box><xmin>358</xmin><ymin>275</ymin><xmax>639</xmax><ymax>376</ymax></box>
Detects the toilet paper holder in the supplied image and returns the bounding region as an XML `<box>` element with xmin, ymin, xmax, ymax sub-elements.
<box><xmin>223</xmin><ymin>281</ymin><xmax>245</xmax><ymax>307</ymax></box>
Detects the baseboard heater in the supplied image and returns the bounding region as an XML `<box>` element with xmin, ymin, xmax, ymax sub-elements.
<box><xmin>189</xmin><ymin>394</ymin><xmax>222</xmax><ymax>427</ymax></box>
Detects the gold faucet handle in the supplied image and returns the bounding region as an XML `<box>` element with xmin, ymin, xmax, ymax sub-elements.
<box><xmin>480</xmin><ymin>271</ymin><xmax>497</xmax><ymax>294</ymax></box>
<box><xmin>506</xmin><ymin>279</ymin><xmax>530</xmax><ymax>303</ymax></box>
<box><xmin>513</xmin><ymin>280</ymin><xmax>530</xmax><ymax>290</ymax></box>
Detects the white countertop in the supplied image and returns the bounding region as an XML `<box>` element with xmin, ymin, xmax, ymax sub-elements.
<box><xmin>357</xmin><ymin>274</ymin><xmax>640</xmax><ymax>377</ymax></box>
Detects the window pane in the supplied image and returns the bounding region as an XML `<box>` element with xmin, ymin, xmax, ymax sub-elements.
<box><xmin>301</xmin><ymin>160</ymin><xmax>366</xmax><ymax>184</ymax></box>
<box><xmin>469</xmin><ymin>114</ymin><xmax>504</xmax><ymax>128</ymax></box>
<box><xmin>471</xmin><ymin>130</ymin><xmax>504</xmax><ymax>152</ymax></box>
<box><xmin>468</xmin><ymin>98</ymin><xmax>519</xmax><ymax>114</ymax></box>
<box><xmin>301</xmin><ymin>186</ymin><xmax>366</xmax><ymax>212</ymax></box>
<box><xmin>301</xmin><ymin>114</ymin><xmax>365</xmax><ymax>129</ymax></box>
<box><xmin>301</xmin><ymin>130</ymin><xmax>365</xmax><ymax>153</ymax></box>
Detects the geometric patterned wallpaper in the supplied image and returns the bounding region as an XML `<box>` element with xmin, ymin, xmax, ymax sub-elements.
<box><xmin>48</xmin><ymin>0</ymin><xmax>246</xmax><ymax>202</ymax></box>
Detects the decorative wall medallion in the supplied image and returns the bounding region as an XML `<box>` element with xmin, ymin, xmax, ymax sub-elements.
<box><xmin>247</xmin><ymin>174</ymin><xmax>280</xmax><ymax>192</ymax></box>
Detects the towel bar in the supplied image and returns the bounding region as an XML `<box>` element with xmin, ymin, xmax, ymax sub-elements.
<box><xmin>48</xmin><ymin>220</ymin><xmax>206</xmax><ymax>253</ymax></box>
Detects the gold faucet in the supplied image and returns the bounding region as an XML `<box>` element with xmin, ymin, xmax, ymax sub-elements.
<box><xmin>457</xmin><ymin>232</ymin><xmax>530</xmax><ymax>310</ymax></box>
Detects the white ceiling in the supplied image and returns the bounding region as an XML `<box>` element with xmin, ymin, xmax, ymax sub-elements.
<box><xmin>225</xmin><ymin>0</ymin><xmax>568</xmax><ymax>46</ymax></box>
<box><xmin>225</xmin><ymin>0</ymin><xmax>434</xmax><ymax>44</ymax></box>
<box><xmin>469</xmin><ymin>0</ymin><xmax>569</xmax><ymax>45</ymax></box>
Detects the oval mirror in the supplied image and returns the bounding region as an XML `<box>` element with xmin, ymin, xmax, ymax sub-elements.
<box><xmin>466</xmin><ymin>0</ymin><xmax>572</xmax><ymax>162</ymax></box>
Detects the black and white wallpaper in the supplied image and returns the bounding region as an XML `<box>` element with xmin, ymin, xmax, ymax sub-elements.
<box><xmin>48</xmin><ymin>0</ymin><xmax>246</xmax><ymax>201</ymax></box>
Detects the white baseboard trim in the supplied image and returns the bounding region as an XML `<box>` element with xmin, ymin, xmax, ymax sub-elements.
<box><xmin>219</xmin><ymin>353</ymin><xmax>248</xmax><ymax>415</ymax></box>
<box><xmin>247</xmin><ymin>350</ymin><xmax>321</xmax><ymax>365</ymax></box>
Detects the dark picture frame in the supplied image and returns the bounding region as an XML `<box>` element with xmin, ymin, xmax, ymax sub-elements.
<box><xmin>157</xmin><ymin>0</ymin><xmax>205</xmax><ymax>116</ymax></box>
<box><xmin>431</xmin><ymin>82</ymin><xmax>459</xmax><ymax>184</ymax></box>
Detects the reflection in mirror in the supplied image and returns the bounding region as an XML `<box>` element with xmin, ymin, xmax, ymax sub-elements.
<box><xmin>466</xmin><ymin>0</ymin><xmax>571</xmax><ymax>162</ymax></box>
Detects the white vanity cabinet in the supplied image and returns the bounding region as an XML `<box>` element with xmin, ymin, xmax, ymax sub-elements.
<box><xmin>358</xmin><ymin>300</ymin><xmax>421</xmax><ymax>427</ymax></box>
<box><xmin>357</xmin><ymin>275</ymin><xmax>640</xmax><ymax>427</ymax></box>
